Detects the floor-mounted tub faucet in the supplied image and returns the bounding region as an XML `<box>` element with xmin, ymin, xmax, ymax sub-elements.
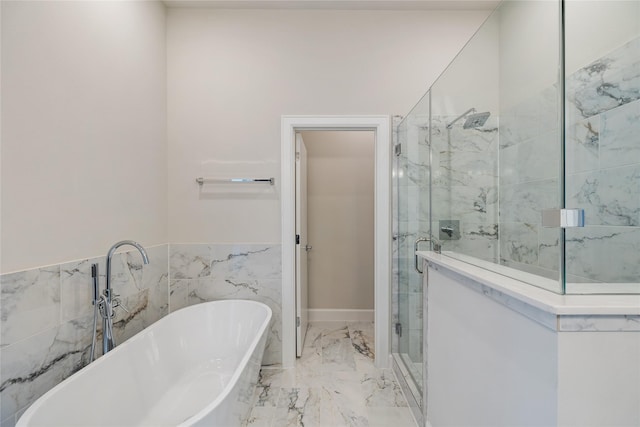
<box><xmin>102</xmin><ymin>240</ymin><xmax>149</xmax><ymax>355</ymax></box>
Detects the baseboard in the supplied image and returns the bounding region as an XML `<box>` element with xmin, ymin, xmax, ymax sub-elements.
<box><xmin>308</xmin><ymin>308</ymin><xmax>374</xmax><ymax>322</ymax></box>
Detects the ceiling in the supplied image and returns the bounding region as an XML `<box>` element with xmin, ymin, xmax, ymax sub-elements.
<box><xmin>163</xmin><ymin>0</ymin><xmax>500</xmax><ymax>11</ymax></box>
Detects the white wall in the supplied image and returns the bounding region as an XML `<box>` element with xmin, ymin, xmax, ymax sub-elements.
<box><xmin>1</xmin><ymin>0</ymin><xmax>168</xmax><ymax>273</ymax></box>
<box><xmin>427</xmin><ymin>268</ymin><xmax>558</xmax><ymax>427</ymax></box>
<box><xmin>565</xmin><ymin>0</ymin><xmax>640</xmax><ymax>74</ymax></box>
<box><xmin>302</xmin><ymin>130</ymin><xmax>374</xmax><ymax>310</ymax></box>
<box><xmin>426</xmin><ymin>262</ymin><xmax>640</xmax><ymax>427</ymax></box>
<box><xmin>498</xmin><ymin>0</ymin><xmax>560</xmax><ymax>110</ymax></box>
<box><xmin>558</xmin><ymin>332</ymin><xmax>640</xmax><ymax>427</ymax></box>
<box><xmin>166</xmin><ymin>8</ymin><xmax>491</xmax><ymax>243</ymax></box>
<box><xmin>430</xmin><ymin>9</ymin><xmax>500</xmax><ymax>117</ymax></box>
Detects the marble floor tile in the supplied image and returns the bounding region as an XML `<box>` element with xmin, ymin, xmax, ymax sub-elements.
<box><xmin>244</xmin><ymin>407</ymin><xmax>274</xmax><ymax>427</ymax></box>
<box><xmin>258</xmin><ymin>368</ymin><xmax>297</xmax><ymax>388</ymax></box>
<box><xmin>304</xmin><ymin>324</ymin><xmax>324</xmax><ymax>349</ymax></box>
<box><xmin>320</xmin><ymin>384</ymin><xmax>368</xmax><ymax>427</ymax></box>
<box><xmin>360</xmin><ymin>368</ymin><xmax>408</xmax><ymax>407</ymax></box>
<box><xmin>322</xmin><ymin>337</ymin><xmax>356</xmax><ymax>371</ymax></box>
<box><xmin>273</xmin><ymin>388</ymin><xmax>322</xmax><ymax>427</ymax></box>
<box><xmin>248</xmin><ymin>321</ymin><xmax>415</xmax><ymax>427</ymax></box>
<box><xmin>253</xmin><ymin>385</ymin><xmax>281</xmax><ymax>408</ymax></box>
<box><xmin>366</xmin><ymin>407</ymin><xmax>416</xmax><ymax>427</ymax></box>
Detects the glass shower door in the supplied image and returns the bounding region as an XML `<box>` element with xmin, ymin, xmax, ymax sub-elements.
<box><xmin>394</xmin><ymin>92</ymin><xmax>431</xmax><ymax>401</ymax></box>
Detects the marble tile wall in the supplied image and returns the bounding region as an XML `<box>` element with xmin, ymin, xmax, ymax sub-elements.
<box><xmin>0</xmin><ymin>244</ymin><xmax>169</xmax><ymax>426</ymax></box>
<box><xmin>169</xmin><ymin>243</ymin><xmax>283</xmax><ymax>366</ymax></box>
<box><xmin>498</xmin><ymin>35</ymin><xmax>640</xmax><ymax>288</ymax></box>
<box><xmin>431</xmin><ymin>114</ymin><xmax>500</xmax><ymax>264</ymax></box>
<box><xmin>498</xmin><ymin>85</ymin><xmax>562</xmax><ymax>284</ymax></box>
<box><xmin>564</xmin><ymin>36</ymin><xmax>640</xmax><ymax>287</ymax></box>
<box><xmin>394</xmin><ymin>108</ymin><xmax>500</xmax><ymax>395</ymax></box>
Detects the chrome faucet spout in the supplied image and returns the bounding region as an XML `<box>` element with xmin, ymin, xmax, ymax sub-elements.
<box><xmin>105</xmin><ymin>240</ymin><xmax>149</xmax><ymax>293</ymax></box>
<box><xmin>102</xmin><ymin>240</ymin><xmax>149</xmax><ymax>355</ymax></box>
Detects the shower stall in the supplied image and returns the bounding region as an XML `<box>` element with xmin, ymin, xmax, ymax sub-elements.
<box><xmin>392</xmin><ymin>0</ymin><xmax>640</xmax><ymax>417</ymax></box>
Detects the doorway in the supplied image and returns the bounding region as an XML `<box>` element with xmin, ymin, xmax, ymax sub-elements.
<box><xmin>299</xmin><ymin>130</ymin><xmax>375</xmax><ymax>327</ymax></box>
<box><xmin>281</xmin><ymin>116</ymin><xmax>391</xmax><ymax>369</ymax></box>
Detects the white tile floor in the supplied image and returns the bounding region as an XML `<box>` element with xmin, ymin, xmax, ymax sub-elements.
<box><xmin>245</xmin><ymin>322</ymin><xmax>417</xmax><ymax>427</ymax></box>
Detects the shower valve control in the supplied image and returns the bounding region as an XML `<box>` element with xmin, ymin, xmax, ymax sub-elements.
<box><xmin>439</xmin><ymin>220</ymin><xmax>461</xmax><ymax>240</ymax></box>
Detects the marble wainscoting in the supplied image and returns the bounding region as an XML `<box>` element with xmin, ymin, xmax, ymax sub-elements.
<box><xmin>245</xmin><ymin>321</ymin><xmax>415</xmax><ymax>427</ymax></box>
<box><xmin>169</xmin><ymin>243</ymin><xmax>282</xmax><ymax>365</ymax></box>
<box><xmin>564</xmin><ymin>35</ymin><xmax>640</xmax><ymax>287</ymax></box>
<box><xmin>0</xmin><ymin>245</ymin><xmax>169</xmax><ymax>427</ymax></box>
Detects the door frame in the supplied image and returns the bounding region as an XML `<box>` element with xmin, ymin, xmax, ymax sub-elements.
<box><xmin>281</xmin><ymin>115</ymin><xmax>391</xmax><ymax>369</ymax></box>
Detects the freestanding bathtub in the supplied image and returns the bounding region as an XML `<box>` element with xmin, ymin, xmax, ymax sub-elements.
<box><xmin>17</xmin><ymin>300</ymin><xmax>272</xmax><ymax>427</ymax></box>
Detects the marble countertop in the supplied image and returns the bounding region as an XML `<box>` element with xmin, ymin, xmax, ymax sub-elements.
<box><xmin>418</xmin><ymin>251</ymin><xmax>640</xmax><ymax>316</ymax></box>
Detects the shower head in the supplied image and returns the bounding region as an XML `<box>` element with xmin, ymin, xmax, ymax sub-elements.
<box><xmin>446</xmin><ymin>108</ymin><xmax>491</xmax><ymax>129</ymax></box>
<box><xmin>463</xmin><ymin>111</ymin><xmax>491</xmax><ymax>129</ymax></box>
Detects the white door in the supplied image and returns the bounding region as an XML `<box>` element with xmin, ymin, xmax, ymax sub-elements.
<box><xmin>295</xmin><ymin>133</ymin><xmax>309</xmax><ymax>357</ymax></box>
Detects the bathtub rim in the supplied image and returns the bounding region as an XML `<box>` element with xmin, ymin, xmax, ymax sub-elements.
<box><xmin>178</xmin><ymin>299</ymin><xmax>272</xmax><ymax>426</ymax></box>
<box><xmin>16</xmin><ymin>299</ymin><xmax>273</xmax><ymax>427</ymax></box>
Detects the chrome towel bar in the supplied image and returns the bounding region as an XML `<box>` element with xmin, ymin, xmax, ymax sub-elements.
<box><xmin>196</xmin><ymin>177</ymin><xmax>275</xmax><ymax>186</ymax></box>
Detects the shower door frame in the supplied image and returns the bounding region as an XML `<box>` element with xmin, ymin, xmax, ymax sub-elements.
<box><xmin>281</xmin><ymin>115</ymin><xmax>392</xmax><ymax>369</ymax></box>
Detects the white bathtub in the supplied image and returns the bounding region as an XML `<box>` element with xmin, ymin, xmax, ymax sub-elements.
<box><xmin>17</xmin><ymin>300</ymin><xmax>272</xmax><ymax>427</ymax></box>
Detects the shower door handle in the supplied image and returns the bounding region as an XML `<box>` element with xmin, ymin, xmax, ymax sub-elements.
<box><xmin>414</xmin><ymin>237</ymin><xmax>431</xmax><ymax>274</ymax></box>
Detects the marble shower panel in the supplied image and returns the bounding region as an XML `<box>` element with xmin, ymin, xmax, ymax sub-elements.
<box><xmin>566</xmin><ymin>37</ymin><xmax>640</xmax><ymax>121</ymax></box>
<box><xmin>497</xmin><ymin>34</ymin><xmax>640</xmax><ymax>289</ymax></box>
<box><xmin>564</xmin><ymin>35</ymin><xmax>640</xmax><ymax>288</ymax></box>
<box><xmin>431</xmin><ymin>115</ymin><xmax>499</xmax><ymax>263</ymax></box>
<box><xmin>498</xmin><ymin>85</ymin><xmax>561</xmax><ymax>279</ymax></box>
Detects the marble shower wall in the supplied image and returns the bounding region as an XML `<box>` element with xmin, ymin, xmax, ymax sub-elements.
<box><xmin>498</xmin><ymin>35</ymin><xmax>640</xmax><ymax>288</ymax></box>
<box><xmin>394</xmin><ymin>107</ymin><xmax>499</xmax><ymax>366</ymax></box>
<box><xmin>431</xmin><ymin>114</ymin><xmax>500</xmax><ymax>263</ymax></box>
<box><xmin>565</xmin><ymin>36</ymin><xmax>640</xmax><ymax>286</ymax></box>
<box><xmin>0</xmin><ymin>245</ymin><xmax>169</xmax><ymax>427</ymax></box>
<box><xmin>498</xmin><ymin>86</ymin><xmax>561</xmax><ymax>281</ymax></box>
<box><xmin>169</xmin><ymin>243</ymin><xmax>283</xmax><ymax>365</ymax></box>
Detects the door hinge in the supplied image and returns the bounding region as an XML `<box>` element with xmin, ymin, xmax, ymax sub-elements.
<box><xmin>296</xmin><ymin>316</ymin><xmax>301</xmax><ymax>327</ymax></box>
<box><xmin>296</xmin><ymin>234</ymin><xmax>300</xmax><ymax>244</ymax></box>
<box><xmin>542</xmin><ymin>209</ymin><xmax>585</xmax><ymax>228</ymax></box>
<box><xmin>394</xmin><ymin>143</ymin><xmax>402</xmax><ymax>156</ymax></box>
<box><xmin>395</xmin><ymin>322</ymin><xmax>402</xmax><ymax>336</ymax></box>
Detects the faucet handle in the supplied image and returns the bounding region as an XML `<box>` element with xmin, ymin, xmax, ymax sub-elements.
<box><xmin>112</xmin><ymin>297</ymin><xmax>129</xmax><ymax>314</ymax></box>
